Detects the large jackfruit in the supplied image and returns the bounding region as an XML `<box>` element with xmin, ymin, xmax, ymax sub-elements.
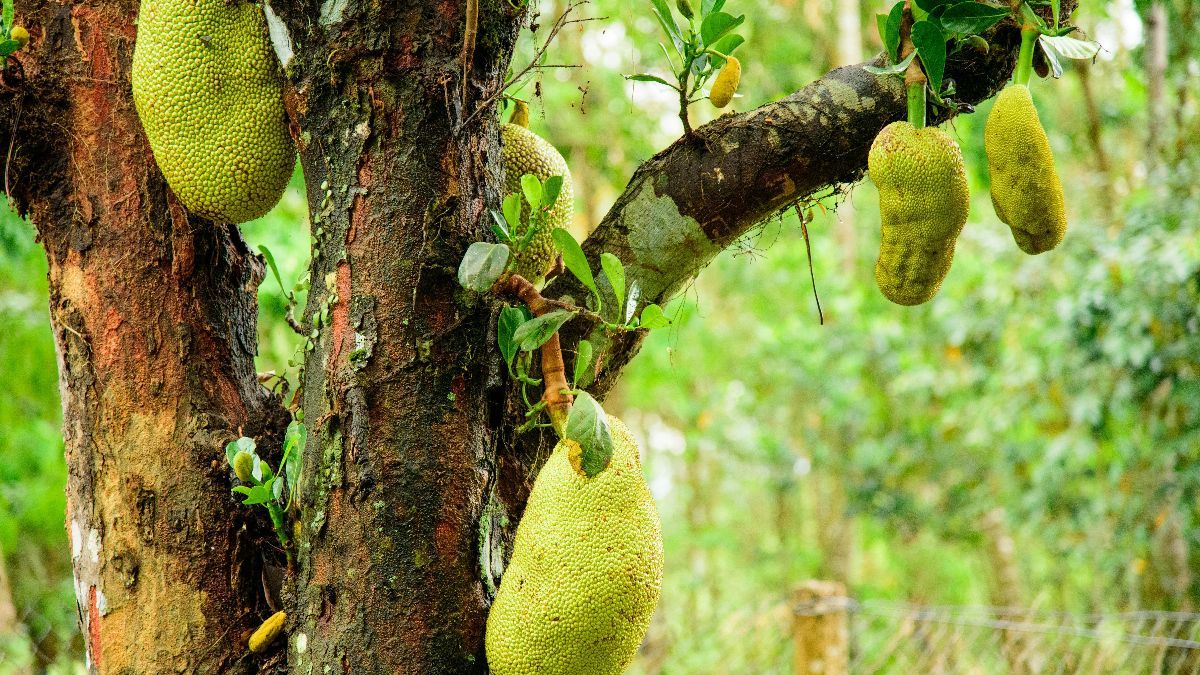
<box><xmin>132</xmin><ymin>0</ymin><xmax>295</xmax><ymax>224</ymax></box>
<box><xmin>984</xmin><ymin>84</ymin><xmax>1067</xmax><ymax>254</ymax></box>
<box><xmin>501</xmin><ymin>123</ymin><xmax>574</xmax><ymax>283</ymax></box>
<box><xmin>486</xmin><ymin>416</ymin><xmax>663</xmax><ymax>675</ymax></box>
<box><xmin>869</xmin><ymin>121</ymin><xmax>970</xmax><ymax>306</ymax></box>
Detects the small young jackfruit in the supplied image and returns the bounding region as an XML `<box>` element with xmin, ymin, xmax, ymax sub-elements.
<box><xmin>709</xmin><ymin>56</ymin><xmax>741</xmax><ymax>108</ymax></box>
<box><xmin>486</xmin><ymin>416</ymin><xmax>663</xmax><ymax>675</ymax></box>
<box><xmin>984</xmin><ymin>84</ymin><xmax>1067</xmax><ymax>255</ymax></box>
<box><xmin>248</xmin><ymin>611</ymin><xmax>286</xmax><ymax>653</ymax></box>
<box><xmin>132</xmin><ymin>0</ymin><xmax>295</xmax><ymax>224</ymax></box>
<box><xmin>232</xmin><ymin>450</ymin><xmax>255</xmax><ymax>483</ymax></box>
<box><xmin>10</xmin><ymin>26</ymin><xmax>28</xmax><ymax>48</ymax></box>
<box><xmin>869</xmin><ymin>121</ymin><xmax>970</xmax><ymax>306</ymax></box>
<box><xmin>500</xmin><ymin>123</ymin><xmax>574</xmax><ymax>283</ymax></box>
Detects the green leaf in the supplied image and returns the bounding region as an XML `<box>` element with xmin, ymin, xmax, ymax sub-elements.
<box><xmin>565</xmin><ymin>391</ymin><xmax>613</xmax><ymax>477</ymax></box>
<box><xmin>640</xmin><ymin>303</ymin><xmax>671</xmax><ymax>329</ymax></box>
<box><xmin>238</xmin><ymin>482</ymin><xmax>275</xmax><ymax>506</ymax></box>
<box><xmin>912</xmin><ymin>20</ymin><xmax>947</xmax><ymax>94</ymax></box>
<box><xmin>912</xmin><ymin>0</ymin><xmax>952</xmax><ymax>13</ymax></box>
<box><xmin>701</xmin><ymin>0</ymin><xmax>725</xmax><ymax>16</ymax></box>
<box><xmin>626</xmin><ymin>73</ymin><xmax>677</xmax><ymax>88</ymax></box>
<box><xmin>573</xmin><ymin>340</ymin><xmax>594</xmax><ymax>387</ymax></box>
<box><xmin>552</xmin><ymin>229</ymin><xmax>599</xmax><ymax>300</ymax></box>
<box><xmin>1051</xmin><ymin>0</ymin><xmax>1059</xmax><ymax>29</ymax></box>
<box><xmin>650</xmin><ymin>0</ymin><xmax>684</xmax><ymax>56</ymax></box>
<box><xmin>282</xmin><ymin>420</ymin><xmax>306</xmax><ymax>502</ymax></box>
<box><xmin>2</xmin><ymin>0</ymin><xmax>12</xmax><ymax>32</ymax></box>
<box><xmin>513</xmin><ymin>309</ymin><xmax>576</xmax><ymax>352</ymax></box>
<box><xmin>1020</xmin><ymin>4</ymin><xmax>1046</xmax><ymax>30</ymax></box>
<box><xmin>457</xmin><ymin>242</ymin><xmax>511</xmax><ymax>292</ymax></box>
<box><xmin>489</xmin><ymin>210</ymin><xmax>511</xmax><ymax>242</ymax></box>
<box><xmin>938</xmin><ymin>3</ymin><xmax>1007</xmax><ymax>36</ymax></box>
<box><xmin>700</xmin><ymin>11</ymin><xmax>744</xmax><ymax>48</ymax></box>
<box><xmin>864</xmin><ymin>50</ymin><xmax>915</xmax><ymax>76</ymax></box>
<box><xmin>600</xmin><ymin>252</ymin><xmax>626</xmax><ymax>311</ymax></box>
<box><xmin>542</xmin><ymin>175</ymin><xmax>564</xmax><ymax>207</ymax></box>
<box><xmin>257</xmin><ymin>244</ymin><xmax>288</xmax><ymax>296</ymax></box>
<box><xmin>0</xmin><ymin>38</ymin><xmax>19</xmax><ymax>58</ymax></box>
<box><xmin>884</xmin><ymin>2</ymin><xmax>904</xmax><ymax>62</ymax></box>
<box><xmin>502</xmin><ymin>193</ymin><xmax>522</xmax><ymax>232</ymax></box>
<box><xmin>498</xmin><ymin>306</ymin><xmax>527</xmax><ymax>372</ymax></box>
<box><xmin>520</xmin><ymin>174</ymin><xmax>543</xmax><ymax>212</ymax></box>
<box><xmin>709</xmin><ymin>33</ymin><xmax>744</xmax><ymax>59</ymax></box>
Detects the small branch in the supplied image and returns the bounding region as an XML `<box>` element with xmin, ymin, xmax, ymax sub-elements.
<box><xmin>678</xmin><ymin>80</ymin><xmax>693</xmax><ymax>137</ymax></box>
<box><xmin>501</xmin><ymin>274</ymin><xmax>573</xmax><ymax>436</ymax></box>
<box><xmin>460</xmin><ymin>0</ymin><xmax>479</xmax><ymax>107</ymax></box>
<box><xmin>285</xmin><ymin>303</ymin><xmax>307</xmax><ymax>335</ymax></box>
<box><xmin>458</xmin><ymin>1</ymin><xmax>593</xmax><ymax>132</ymax></box>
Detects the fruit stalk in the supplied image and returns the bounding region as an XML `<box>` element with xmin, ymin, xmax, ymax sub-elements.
<box><xmin>502</xmin><ymin>274</ymin><xmax>574</xmax><ymax>436</ymax></box>
<box><xmin>900</xmin><ymin>0</ymin><xmax>927</xmax><ymax>129</ymax></box>
<box><xmin>1014</xmin><ymin>28</ymin><xmax>1038</xmax><ymax>86</ymax></box>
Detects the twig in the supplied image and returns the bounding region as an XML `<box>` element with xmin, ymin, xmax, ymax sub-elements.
<box><xmin>457</xmin><ymin>1</ymin><xmax>594</xmax><ymax>131</ymax></box>
<box><xmin>460</xmin><ymin>0</ymin><xmax>479</xmax><ymax>107</ymax></box>
<box><xmin>500</xmin><ymin>274</ymin><xmax>574</xmax><ymax>435</ymax></box>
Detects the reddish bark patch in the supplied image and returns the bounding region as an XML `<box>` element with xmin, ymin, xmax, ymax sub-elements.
<box><xmin>87</xmin><ymin>585</ymin><xmax>102</xmax><ymax>669</ymax></box>
<box><xmin>326</xmin><ymin>260</ymin><xmax>353</xmax><ymax>377</ymax></box>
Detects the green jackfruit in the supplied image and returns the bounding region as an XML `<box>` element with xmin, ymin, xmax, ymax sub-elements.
<box><xmin>869</xmin><ymin>121</ymin><xmax>970</xmax><ymax>306</ymax></box>
<box><xmin>984</xmin><ymin>84</ymin><xmax>1066</xmax><ymax>255</ymax></box>
<box><xmin>132</xmin><ymin>0</ymin><xmax>295</xmax><ymax>224</ymax></box>
<box><xmin>486</xmin><ymin>416</ymin><xmax>663</xmax><ymax>675</ymax></box>
<box><xmin>501</xmin><ymin>123</ymin><xmax>574</xmax><ymax>283</ymax></box>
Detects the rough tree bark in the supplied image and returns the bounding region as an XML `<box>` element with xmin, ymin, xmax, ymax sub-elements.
<box><xmin>0</xmin><ymin>0</ymin><xmax>1071</xmax><ymax>671</ymax></box>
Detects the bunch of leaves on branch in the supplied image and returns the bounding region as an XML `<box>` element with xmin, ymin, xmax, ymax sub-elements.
<box><xmin>865</xmin><ymin>0</ymin><xmax>1099</xmax><ymax>306</ymax></box>
<box><xmin>225</xmin><ymin>419</ymin><xmax>306</xmax><ymax>564</ymax></box>
<box><xmin>627</xmin><ymin>0</ymin><xmax>747</xmax><ymax>133</ymax></box>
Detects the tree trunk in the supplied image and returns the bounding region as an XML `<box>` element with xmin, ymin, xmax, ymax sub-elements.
<box><xmin>3</xmin><ymin>3</ymin><xmax>286</xmax><ymax>670</ymax></box>
<box><xmin>1144</xmin><ymin>1</ymin><xmax>1167</xmax><ymax>176</ymax></box>
<box><xmin>269</xmin><ymin>3</ymin><xmax>522</xmax><ymax>670</ymax></box>
<box><xmin>0</xmin><ymin>0</ymin><xmax>1072</xmax><ymax>670</ymax></box>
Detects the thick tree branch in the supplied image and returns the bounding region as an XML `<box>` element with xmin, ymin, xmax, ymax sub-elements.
<box><xmin>551</xmin><ymin>10</ymin><xmax>1077</xmax><ymax>396</ymax></box>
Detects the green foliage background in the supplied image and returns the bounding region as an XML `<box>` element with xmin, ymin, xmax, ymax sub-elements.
<box><xmin>1</xmin><ymin>0</ymin><xmax>1198</xmax><ymax>671</ymax></box>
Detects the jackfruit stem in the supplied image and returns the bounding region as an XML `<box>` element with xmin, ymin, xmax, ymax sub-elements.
<box><xmin>907</xmin><ymin>82</ymin><xmax>927</xmax><ymax>129</ymax></box>
<box><xmin>1015</xmin><ymin>28</ymin><xmax>1038</xmax><ymax>86</ymax></box>
<box><xmin>899</xmin><ymin>0</ymin><xmax>927</xmax><ymax>129</ymax></box>
<box><xmin>502</xmin><ymin>274</ymin><xmax>574</xmax><ymax>438</ymax></box>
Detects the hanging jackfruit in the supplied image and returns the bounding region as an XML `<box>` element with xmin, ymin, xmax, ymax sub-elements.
<box><xmin>501</xmin><ymin>123</ymin><xmax>574</xmax><ymax>283</ymax></box>
<box><xmin>486</xmin><ymin>416</ymin><xmax>663</xmax><ymax>675</ymax></box>
<box><xmin>132</xmin><ymin>0</ymin><xmax>295</xmax><ymax>224</ymax></box>
<box><xmin>869</xmin><ymin>121</ymin><xmax>970</xmax><ymax>306</ymax></box>
<box><xmin>984</xmin><ymin>84</ymin><xmax>1067</xmax><ymax>255</ymax></box>
<box><xmin>709</xmin><ymin>55</ymin><xmax>741</xmax><ymax>108</ymax></box>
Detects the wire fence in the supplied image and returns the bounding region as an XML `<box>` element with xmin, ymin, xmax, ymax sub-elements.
<box><xmin>843</xmin><ymin>601</ymin><xmax>1200</xmax><ymax>674</ymax></box>
<box><xmin>0</xmin><ymin>606</ymin><xmax>82</xmax><ymax>675</ymax></box>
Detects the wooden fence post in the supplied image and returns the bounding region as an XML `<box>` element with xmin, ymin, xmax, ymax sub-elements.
<box><xmin>793</xmin><ymin>580</ymin><xmax>850</xmax><ymax>675</ymax></box>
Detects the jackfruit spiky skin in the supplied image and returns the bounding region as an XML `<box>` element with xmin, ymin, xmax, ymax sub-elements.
<box><xmin>501</xmin><ymin>123</ymin><xmax>574</xmax><ymax>283</ymax></box>
<box><xmin>869</xmin><ymin>121</ymin><xmax>970</xmax><ymax>306</ymax></box>
<box><xmin>132</xmin><ymin>0</ymin><xmax>295</xmax><ymax>224</ymax></box>
<box><xmin>486</xmin><ymin>416</ymin><xmax>663</xmax><ymax>675</ymax></box>
<box><xmin>984</xmin><ymin>85</ymin><xmax>1067</xmax><ymax>255</ymax></box>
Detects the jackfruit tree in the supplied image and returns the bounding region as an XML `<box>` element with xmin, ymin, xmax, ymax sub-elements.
<box><xmin>0</xmin><ymin>0</ymin><xmax>1089</xmax><ymax>671</ymax></box>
